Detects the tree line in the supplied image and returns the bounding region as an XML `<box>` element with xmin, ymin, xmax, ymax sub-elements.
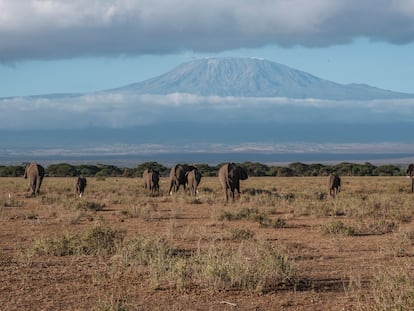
<box><xmin>0</xmin><ymin>161</ymin><xmax>407</xmax><ymax>178</ymax></box>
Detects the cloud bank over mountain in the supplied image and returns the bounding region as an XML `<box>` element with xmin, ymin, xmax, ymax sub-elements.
<box><xmin>1</xmin><ymin>0</ymin><xmax>414</xmax><ymax>61</ymax></box>
<box><xmin>2</xmin><ymin>92</ymin><xmax>414</xmax><ymax>130</ymax></box>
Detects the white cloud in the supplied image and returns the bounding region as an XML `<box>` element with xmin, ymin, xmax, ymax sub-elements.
<box><xmin>1</xmin><ymin>92</ymin><xmax>414</xmax><ymax>129</ymax></box>
<box><xmin>1</xmin><ymin>0</ymin><xmax>414</xmax><ymax>61</ymax></box>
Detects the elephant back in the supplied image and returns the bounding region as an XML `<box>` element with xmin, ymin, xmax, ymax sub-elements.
<box><xmin>25</xmin><ymin>163</ymin><xmax>44</xmax><ymax>178</ymax></box>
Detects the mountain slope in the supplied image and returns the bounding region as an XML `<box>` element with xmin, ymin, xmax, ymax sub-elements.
<box><xmin>115</xmin><ymin>58</ymin><xmax>414</xmax><ymax>100</ymax></box>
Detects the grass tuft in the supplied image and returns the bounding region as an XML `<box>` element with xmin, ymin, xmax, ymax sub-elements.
<box><xmin>31</xmin><ymin>225</ymin><xmax>126</xmax><ymax>257</ymax></box>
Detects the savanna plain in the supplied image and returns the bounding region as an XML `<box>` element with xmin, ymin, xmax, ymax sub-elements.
<box><xmin>1</xmin><ymin>175</ymin><xmax>414</xmax><ymax>310</ymax></box>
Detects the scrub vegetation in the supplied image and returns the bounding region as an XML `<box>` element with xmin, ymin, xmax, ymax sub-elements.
<box><xmin>1</xmin><ymin>174</ymin><xmax>414</xmax><ymax>310</ymax></box>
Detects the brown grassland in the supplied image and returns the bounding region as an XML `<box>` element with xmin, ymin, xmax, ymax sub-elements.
<box><xmin>1</xmin><ymin>175</ymin><xmax>414</xmax><ymax>310</ymax></box>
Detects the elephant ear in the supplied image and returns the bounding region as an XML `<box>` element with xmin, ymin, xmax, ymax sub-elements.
<box><xmin>237</xmin><ymin>166</ymin><xmax>248</xmax><ymax>180</ymax></box>
<box><xmin>228</xmin><ymin>162</ymin><xmax>237</xmax><ymax>173</ymax></box>
<box><xmin>228</xmin><ymin>163</ymin><xmax>237</xmax><ymax>179</ymax></box>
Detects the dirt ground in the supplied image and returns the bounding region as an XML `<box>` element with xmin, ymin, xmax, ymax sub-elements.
<box><xmin>1</xmin><ymin>176</ymin><xmax>413</xmax><ymax>310</ymax></box>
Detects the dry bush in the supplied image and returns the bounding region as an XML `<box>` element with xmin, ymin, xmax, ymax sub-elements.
<box><xmin>228</xmin><ymin>227</ymin><xmax>255</xmax><ymax>240</ymax></box>
<box><xmin>74</xmin><ymin>200</ymin><xmax>106</xmax><ymax>211</ymax></box>
<box><xmin>110</xmin><ymin>234</ymin><xmax>295</xmax><ymax>292</ymax></box>
<box><xmin>31</xmin><ymin>225</ymin><xmax>126</xmax><ymax>257</ymax></box>
<box><xmin>195</xmin><ymin>240</ymin><xmax>295</xmax><ymax>293</ymax></box>
<box><xmin>349</xmin><ymin>260</ymin><xmax>414</xmax><ymax>310</ymax></box>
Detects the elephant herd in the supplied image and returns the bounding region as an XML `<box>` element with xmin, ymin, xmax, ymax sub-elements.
<box><xmin>21</xmin><ymin>162</ymin><xmax>414</xmax><ymax>201</ymax></box>
<box><xmin>23</xmin><ymin>163</ymin><xmax>87</xmax><ymax>197</ymax></box>
<box><xmin>142</xmin><ymin>163</ymin><xmax>247</xmax><ymax>201</ymax></box>
<box><xmin>22</xmin><ymin>162</ymin><xmax>248</xmax><ymax>202</ymax></box>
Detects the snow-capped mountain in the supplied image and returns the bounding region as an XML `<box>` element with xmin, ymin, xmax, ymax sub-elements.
<box><xmin>113</xmin><ymin>57</ymin><xmax>414</xmax><ymax>100</ymax></box>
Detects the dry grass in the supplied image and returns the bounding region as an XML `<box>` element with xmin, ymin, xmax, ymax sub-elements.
<box><xmin>1</xmin><ymin>176</ymin><xmax>414</xmax><ymax>310</ymax></box>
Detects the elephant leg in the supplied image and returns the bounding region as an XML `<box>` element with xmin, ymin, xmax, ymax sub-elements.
<box><xmin>235</xmin><ymin>188</ymin><xmax>240</xmax><ymax>201</ymax></box>
<box><xmin>169</xmin><ymin>181</ymin><xmax>175</xmax><ymax>195</ymax></box>
<box><xmin>30</xmin><ymin>178</ymin><xmax>36</xmax><ymax>195</ymax></box>
<box><xmin>36</xmin><ymin>177</ymin><xmax>43</xmax><ymax>194</ymax></box>
<box><xmin>229</xmin><ymin>187</ymin><xmax>235</xmax><ymax>202</ymax></box>
<box><xmin>222</xmin><ymin>185</ymin><xmax>229</xmax><ymax>202</ymax></box>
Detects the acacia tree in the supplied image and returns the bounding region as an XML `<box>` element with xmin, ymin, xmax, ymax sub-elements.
<box><xmin>0</xmin><ymin>165</ymin><xmax>25</xmax><ymax>177</ymax></box>
<box><xmin>375</xmin><ymin>165</ymin><xmax>401</xmax><ymax>176</ymax></box>
<box><xmin>46</xmin><ymin>163</ymin><xmax>77</xmax><ymax>177</ymax></box>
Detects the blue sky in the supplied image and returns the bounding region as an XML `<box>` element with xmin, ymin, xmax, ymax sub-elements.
<box><xmin>1</xmin><ymin>39</ymin><xmax>414</xmax><ymax>98</ymax></box>
<box><xmin>1</xmin><ymin>0</ymin><xmax>414</xmax><ymax>98</ymax></box>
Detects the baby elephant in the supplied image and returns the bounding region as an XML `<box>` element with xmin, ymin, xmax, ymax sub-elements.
<box><xmin>406</xmin><ymin>164</ymin><xmax>414</xmax><ymax>193</ymax></box>
<box><xmin>143</xmin><ymin>168</ymin><xmax>160</xmax><ymax>195</ymax></box>
<box><xmin>75</xmin><ymin>176</ymin><xmax>87</xmax><ymax>198</ymax></box>
<box><xmin>186</xmin><ymin>168</ymin><xmax>202</xmax><ymax>196</ymax></box>
<box><xmin>328</xmin><ymin>174</ymin><xmax>341</xmax><ymax>198</ymax></box>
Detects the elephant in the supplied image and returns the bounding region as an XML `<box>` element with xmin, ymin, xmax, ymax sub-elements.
<box><xmin>186</xmin><ymin>167</ymin><xmax>202</xmax><ymax>196</ymax></box>
<box><xmin>328</xmin><ymin>174</ymin><xmax>341</xmax><ymax>198</ymax></box>
<box><xmin>168</xmin><ymin>164</ymin><xmax>196</xmax><ymax>194</ymax></box>
<box><xmin>24</xmin><ymin>163</ymin><xmax>45</xmax><ymax>195</ymax></box>
<box><xmin>143</xmin><ymin>168</ymin><xmax>160</xmax><ymax>195</ymax></box>
<box><xmin>218</xmin><ymin>163</ymin><xmax>248</xmax><ymax>202</ymax></box>
<box><xmin>406</xmin><ymin>164</ymin><xmax>414</xmax><ymax>193</ymax></box>
<box><xmin>75</xmin><ymin>176</ymin><xmax>87</xmax><ymax>198</ymax></box>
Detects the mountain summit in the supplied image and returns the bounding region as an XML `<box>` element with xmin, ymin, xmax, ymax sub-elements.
<box><xmin>116</xmin><ymin>58</ymin><xmax>413</xmax><ymax>100</ymax></box>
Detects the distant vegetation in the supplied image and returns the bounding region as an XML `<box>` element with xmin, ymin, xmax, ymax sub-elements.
<box><xmin>0</xmin><ymin>161</ymin><xmax>407</xmax><ymax>178</ymax></box>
